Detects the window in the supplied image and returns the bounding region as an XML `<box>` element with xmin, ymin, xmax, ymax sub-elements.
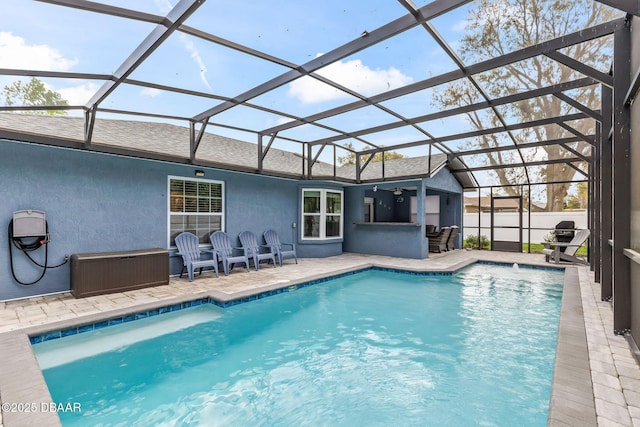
<box><xmin>302</xmin><ymin>189</ymin><xmax>343</xmax><ymax>239</ymax></box>
<box><xmin>364</xmin><ymin>197</ymin><xmax>375</xmax><ymax>223</ymax></box>
<box><xmin>168</xmin><ymin>176</ymin><xmax>224</xmax><ymax>246</ymax></box>
<box><xmin>425</xmin><ymin>195</ymin><xmax>441</xmax><ymax>229</ymax></box>
<box><xmin>410</xmin><ymin>194</ymin><xmax>440</xmax><ymax>229</ymax></box>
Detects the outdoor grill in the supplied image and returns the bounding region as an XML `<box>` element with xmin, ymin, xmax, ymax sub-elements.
<box><xmin>554</xmin><ymin>221</ymin><xmax>575</xmax><ymax>252</ymax></box>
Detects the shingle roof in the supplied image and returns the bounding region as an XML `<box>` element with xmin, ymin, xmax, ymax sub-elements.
<box><xmin>0</xmin><ymin>112</ymin><xmax>457</xmax><ymax>183</ymax></box>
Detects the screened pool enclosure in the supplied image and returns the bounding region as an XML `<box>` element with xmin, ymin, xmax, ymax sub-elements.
<box><xmin>1</xmin><ymin>0</ymin><xmax>639</xmax><ymax>337</ymax></box>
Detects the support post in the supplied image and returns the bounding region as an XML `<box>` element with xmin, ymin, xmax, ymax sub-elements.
<box><xmin>592</xmin><ymin>122</ymin><xmax>601</xmax><ymax>280</ymax></box>
<box><xmin>612</xmin><ymin>24</ymin><xmax>632</xmax><ymax>334</ymax></box>
<box><xmin>600</xmin><ymin>84</ymin><xmax>613</xmax><ymax>300</ymax></box>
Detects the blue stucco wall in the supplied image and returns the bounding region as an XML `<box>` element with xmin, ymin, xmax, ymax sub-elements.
<box><xmin>0</xmin><ymin>138</ymin><xmax>464</xmax><ymax>300</ymax></box>
<box><xmin>344</xmin><ymin>181</ymin><xmax>428</xmax><ymax>259</ymax></box>
<box><xmin>0</xmin><ymin>139</ymin><xmax>337</xmax><ymax>300</ymax></box>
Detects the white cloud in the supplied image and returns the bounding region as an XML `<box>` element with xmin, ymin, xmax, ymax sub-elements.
<box><xmin>57</xmin><ymin>82</ymin><xmax>100</xmax><ymax>105</ymax></box>
<box><xmin>141</xmin><ymin>87</ymin><xmax>162</xmax><ymax>98</ymax></box>
<box><xmin>451</xmin><ymin>19</ymin><xmax>468</xmax><ymax>32</ymax></box>
<box><xmin>0</xmin><ymin>32</ymin><xmax>77</xmax><ymax>71</ymax></box>
<box><xmin>179</xmin><ymin>34</ymin><xmax>211</xmax><ymax>90</ymax></box>
<box><xmin>153</xmin><ymin>0</ymin><xmax>171</xmax><ymax>13</ymax></box>
<box><xmin>288</xmin><ymin>55</ymin><xmax>413</xmax><ymax>104</ymax></box>
<box><xmin>275</xmin><ymin>116</ymin><xmax>295</xmax><ymax>126</ymax></box>
<box><xmin>154</xmin><ymin>0</ymin><xmax>211</xmax><ymax>89</ymax></box>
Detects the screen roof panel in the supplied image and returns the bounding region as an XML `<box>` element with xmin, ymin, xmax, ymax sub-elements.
<box><xmin>182</xmin><ymin>0</ymin><xmax>410</xmax><ymax>65</ymax></box>
<box><xmin>0</xmin><ymin>0</ymin><xmax>628</xmax><ymax>189</ymax></box>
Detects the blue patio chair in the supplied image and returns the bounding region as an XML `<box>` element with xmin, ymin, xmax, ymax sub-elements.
<box><xmin>175</xmin><ymin>232</ymin><xmax>218</xmax><ymax>281</ymax></box>
<box><xmin>210</xmin><ymin>231</ymin><xmax>250</xmax><ymax>276</ymax></box>
<box><xmin>239</xmin><ymin>230</ymin><xmax>276</xmax><ymax>271</ymax></box>
<box><xmin>264</xmin><ymin>229</ymin><xmax>297</xmax><ymax>267</ymax></box>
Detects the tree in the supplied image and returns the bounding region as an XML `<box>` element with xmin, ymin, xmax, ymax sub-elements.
<box><xmin>2</xmin><ymin>77</ymin><xmax>68</xmax><ymax>115</ymax></box>
<box><xmin>432</xmin><ymin>0</ymin><xmax>617</xmax><ymax>211</ymax></box>
<box><xmin>337</xmin><ymin>142</ymin><xmax>405</xmax><ymax>166</ymax></box>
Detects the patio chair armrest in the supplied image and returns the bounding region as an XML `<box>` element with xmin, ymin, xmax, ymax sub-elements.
<box><xmin>176</xmin><ymin>251</ymin><xmax>189</xmax><ymax>263</ymax></box>
<box><xmin>201</xmin><ymin>249</ymin><xmax>217</xmax><ymax>261</ymax></box>
<box><xmin>281</xmin><ymin>242</ymin><xmax>295</xmax><ymax>250</ymax></box>
<box><xmin>231</xmin><ymin>246</ymin><xmax>248</xmax><ymax>256</ymax></box>
<box><xmin>212</xmin><ymin>249</ymin><xmax>225</xmax><ymax>259</ymax></box>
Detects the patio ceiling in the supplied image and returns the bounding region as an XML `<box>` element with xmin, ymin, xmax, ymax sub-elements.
<box><xmin>0</xmin><ymin>0</ymin><xmax>634</xmax><ymax>187</ymax></box>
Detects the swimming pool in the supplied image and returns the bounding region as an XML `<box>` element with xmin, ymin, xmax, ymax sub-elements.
<box><xmin>33</xmin><ymin>264</ymin><xmax>564</xmax><ymax>426</ymax></box>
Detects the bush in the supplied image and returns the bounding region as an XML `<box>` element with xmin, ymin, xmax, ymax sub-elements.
<box><xmin>463</xmin><ymin>234</ymin><xmax>490</xmax><ymax>249</ymax></box>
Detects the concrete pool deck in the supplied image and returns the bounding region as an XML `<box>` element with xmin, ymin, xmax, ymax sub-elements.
<box><xmin>0</xmin><ymin>250</ymin><xmax>638</xmax><ymax>426</ymax></box>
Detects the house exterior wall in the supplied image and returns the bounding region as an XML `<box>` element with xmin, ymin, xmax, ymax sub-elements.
<box><xmin>0</xmin><ymin>137</ymin><xmax>464</xmax><ymax>300</ymax></box>
<box><xmin>0</xmin><ymin>139</ymin><xmax>337</xmax><ymax>301</ymax></box>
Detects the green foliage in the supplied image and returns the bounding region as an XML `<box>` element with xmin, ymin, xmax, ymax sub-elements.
<box><xmin>2</xmin><ymin>77</ymin><xmax>68</xmax><ymax>115</ymax></box>
<box><xmin>526</xmin><ymin>243</ymin><xmax>587</xmax><ymax>256</ymax></box>
<box><xmin>337</xmin><ymin>142</ymin><xmax>405</xmax><ymax>167</ymax></box>
<box><xmin>463</xmin><ymin>234</ymin><xmax>490</xmax><ymax>249</ymax></box>
<box><xmin>431</xmin><ymin>0</ymin><xmax>616</xmax><ymax>211</ymax></box>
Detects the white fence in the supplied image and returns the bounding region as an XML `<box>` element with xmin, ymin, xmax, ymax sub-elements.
<box><xmin>463</xmin><ymin>211</ymin><xmax>588</xmax><ymax>244</ymax></box>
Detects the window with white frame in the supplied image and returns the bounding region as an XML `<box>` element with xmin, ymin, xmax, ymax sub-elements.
<box><xmin>302</xmin><ymin>189</ymin><xmax>343</xmax><ymax>240</ymax></box>
<box><xmin>168</xmin><ymin>176</ymin><xmax>224</xmax><ymax>246</ymax></box>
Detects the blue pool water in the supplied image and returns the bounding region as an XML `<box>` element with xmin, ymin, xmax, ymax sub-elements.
<box><xmin>34</xmin><ymin>264</ymin><xmax>564</xmax><ymax>426</ymax></box>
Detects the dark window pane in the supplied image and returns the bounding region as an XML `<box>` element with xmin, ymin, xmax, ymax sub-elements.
<box><xmin>304</xmin><ymin>191</ymin><xmax>321</xmax><ymax>213</ymax></box>
<box><xmin>184</xmin><ymin>181</ymin><xmax>198</xmax><ymax>196</ymax></box>
<box><xmin>170</xmin><ymin>179</ymin><xmax>184</xmax><ymax>193</ymax></box>
<box><xmin>210</xmin><ymin>216</ymin><xmax>222</xmax><ymax>231</ymax></box>
<box><xmin>198</xmin><ymin>198</ymin><xmax>210</xmax><ymax>213</ymax></box>
<box><xmin>184</xmin><ymin>197</ymin><xmax>198</xmax><ymax>212</ymax></box>
<box><xmin>170</xmin><ymin>215</ymin><xmax>184</xmax><ymax>227</ymax></box>
<box><xmin>169</xmin><ymin>231</ymin><xmax>182</xmax><ymax>247</ymax></box>
<box><xmin>326</xmin><ymin>192</ymin><xmax>342</xmax><ymax>213</ymax></box>
<box><xmin>303</xmin><ymin>215</ymin><xmax>320</xmax><ymax>237</ymax></box>
<box><xmin>170</xmin><ymin>195</ymin><xmax>184</xmax><ymax>212</ymax></box>
<box><xmin>211</xmin><ymin>198</ymin><xmax>223</xmax><ymax>213</ymax></box>
<box><xmin>326</xmin><ymin>215</ymin><xmax>341</xmax><ymax>237</ymax></box>
<box><xmin>211</xmin><ymin>184</ymin><xmax>222</xmax><ymax>198</ymax></box>
<box><xmin>198</xmin><ymin>182</ymin><xmax>210</xmax><ymax>197</ymax></box>
<box><xmin>186</xmin><ymin>215</ymin><xmax>198</xmax><ymax>230</ymax></box>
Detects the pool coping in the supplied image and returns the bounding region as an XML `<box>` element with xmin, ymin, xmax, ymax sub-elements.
<box><xmin>0</xmin><ymin>258</ymin><xmax>583</xmax><ymax>426</ymax></box>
